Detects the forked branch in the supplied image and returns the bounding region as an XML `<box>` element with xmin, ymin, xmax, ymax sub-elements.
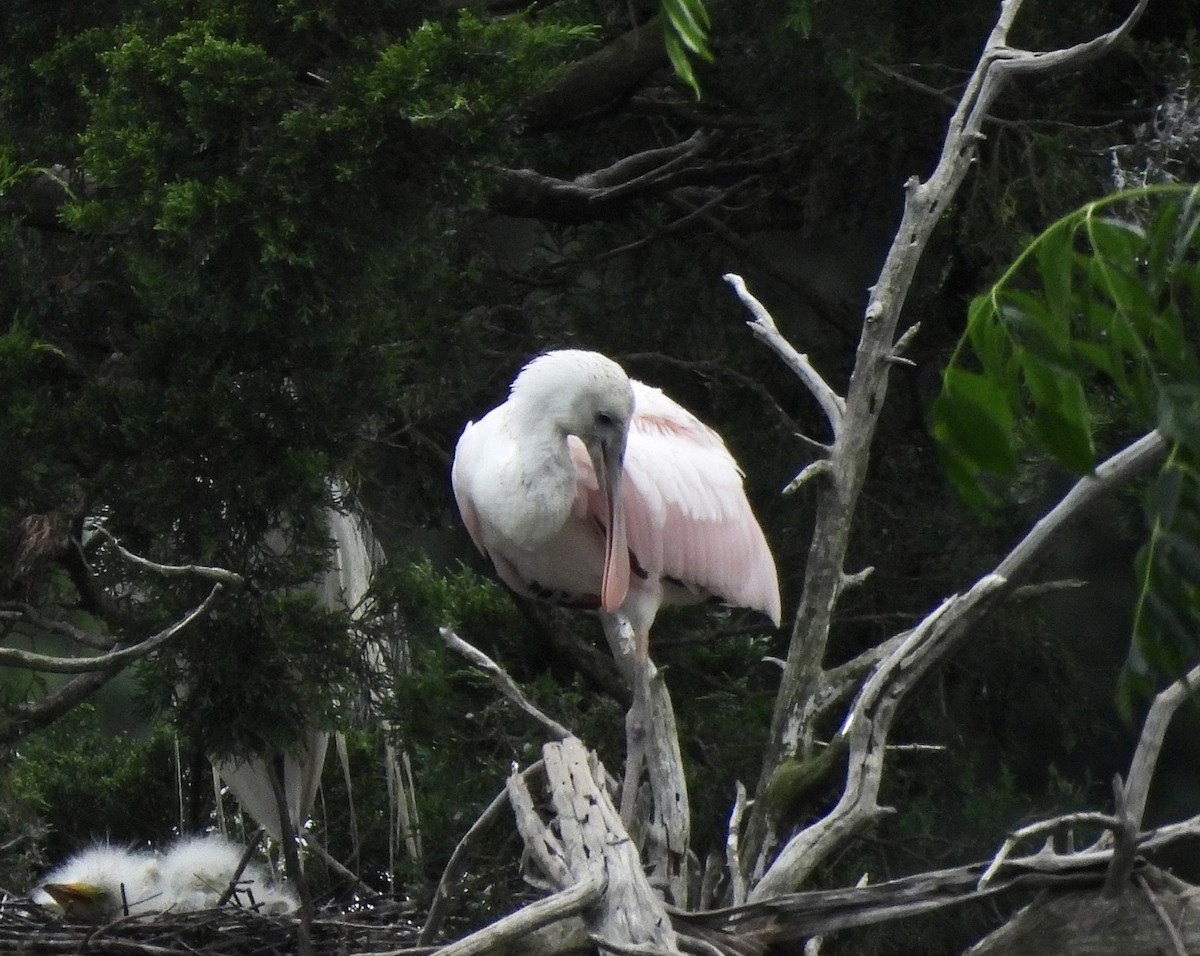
<box><xmin>739</xmin><ymin>0</ymin><xmax>1156</xmax><ymax>888</ymax></box>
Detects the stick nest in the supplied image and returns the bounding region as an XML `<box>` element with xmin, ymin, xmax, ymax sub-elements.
<box><xmin>0</xmin><ymin>892</ymin><xmax>428</xmax><ymax>955</ymax></box>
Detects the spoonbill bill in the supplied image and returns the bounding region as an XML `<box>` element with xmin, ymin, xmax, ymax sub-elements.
<box><xmin>451</xmin><ymin>349</ymin><xmax>781</xmax><ymax>661</ymax></box>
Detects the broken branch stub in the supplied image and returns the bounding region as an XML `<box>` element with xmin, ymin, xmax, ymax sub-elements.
<box><xmin>508</xmin><ymin>737</ymin><xmax>683</xmax><ymax>955</ymax></box>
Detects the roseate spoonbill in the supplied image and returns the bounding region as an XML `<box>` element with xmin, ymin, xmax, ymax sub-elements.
<box><xmin>451</xmin><ymin>349</ymin><xmax>781</xmax><ymax>661</ymax></box>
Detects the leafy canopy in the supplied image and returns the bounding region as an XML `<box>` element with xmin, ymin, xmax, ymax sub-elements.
<box><xmin>934</xmin><ymin>185</ymin><xmax>1200</xmax><ymax>708</ymax></box>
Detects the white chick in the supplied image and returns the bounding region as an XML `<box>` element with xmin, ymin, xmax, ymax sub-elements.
<box><xmin>159</xmin><ymin>833</ymin><xmax>298</xmax><ymax>915</ymax></box>
<box><xmin>33</xmin><ymin>844</ymin><xmax>163</xmax><ymax>920</ymax></box>
<box><xmin>158</xmin><ymin>834</ymin><xmax>244</xmax><ymax>911</ymax></box>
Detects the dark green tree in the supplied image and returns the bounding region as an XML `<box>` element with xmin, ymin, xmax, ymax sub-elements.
<box><xmin>3</xmin><ymin>0</ymin><xmax>1199</xmax><ymax>953</ymax></box>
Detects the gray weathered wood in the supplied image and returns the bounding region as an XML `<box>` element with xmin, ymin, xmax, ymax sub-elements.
<box><xmin>509</xmin><ymin>737</ymin><xmax>683</xmax><ymax>954</ymax></box>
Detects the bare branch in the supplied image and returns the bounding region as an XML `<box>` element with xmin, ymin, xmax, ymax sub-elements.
<box><xmin>991</xmin><ymin>0</ymin><xmax>1151</xmax><ymax>77</ymax></box>
<box><xmin>994</xmin><ymin>431</ymin><xmax>1166</xmax><ymax>584</ymax></box>
<box><xmin>726</xmin><ymin>783</ymin><xmax>750</xmax><ymax>907</ymax></box>
<box><xmin>441</xmin><ymin>627</ymin><xmax>573</xmax><ymax>741</ymax></box>
<box><xmin>783</xmin><ymin>460</ymin><xmax>833</xmax><ymax>496</ymax></box>
<box><xmin>0</xmin><ymin>669</ymin><xmax>119</xmax><ymax>747</ymax></box>
<box><xmin>1136</xmin><ymin>873</ymin><xmax>1190</xmax><ymax>956</ymax></box>
<box><xmin>724</xmin><ymin>273</ymin><xmax>845</xmax><ymax>437</ymax></box>
<box><xmin>421</xmin><ymin>761</ymin><xmax>548</xmax><ymax>945</ymax></box>
<box><xmin>745</xmin><ymin>0</ymin><xmax>1159</xmax><ymax>878</ymax></box>
<box><xmin>518</xmin><ymin>17</ymin><xmax>667</xmax><ymax>134</ymax></box>
<box><xmin>431</xmin><ymin>870</ymin><xmax>606</xmax><ymax>956</ymax></box>
<box><xmin>978</xmin><ymin>811</ymin><xmax>1124</xmax><ymax>889</ymax></box>
<box><xmin>0</xmin><ymin>601</ymin><xmax>118</xmax><ymax>650</ymax></box>
<box><xmin>1118</xmin><ymin>662</ymin><xmax>1200</xmax><ymax>838</ymax></box>
<box><xmin>0</xmin><ymin>583</ymin><xmax>227</xmax><ymax>673</ymax></box>
<box><xmin>98</xmin><ymin>528</ymin><xmax>246</xmax><ymax>586</ymax></box>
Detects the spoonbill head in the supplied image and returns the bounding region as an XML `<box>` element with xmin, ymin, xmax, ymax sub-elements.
<box><xmin>452</xmin><ymin>349</ymin><xmax>780</xmax><ymax>657</ymax></box>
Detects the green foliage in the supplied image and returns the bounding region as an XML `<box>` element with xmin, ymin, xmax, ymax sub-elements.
<box><xmin>0</xmin><ymin>0</ymin><xmax>603</xmax><ymax>770</ymax></box>
<box><xmin>368</xmin><ymin>11</ymin><xmax>595</xmax><ymax>131</ymax></box>
<box><xmin>9</xmin><ymin>707</ymin><xmax>181</xmax><ymax>861</ymax></box>
<box><xmin>661</xmin><ymin>0</ymin><xmax>713</xmax><ymax>99</ymax></box>
<box><xmin>935</xmin><ymin>185</ymin><xmax>1200</xmax><ymax>705</ymax></box>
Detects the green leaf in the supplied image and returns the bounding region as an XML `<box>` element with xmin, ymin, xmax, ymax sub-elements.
<box><xmin>1170</xmin><ymin>185</ymin><xmax>1200</xmax><ymax>272</ymax></box>
<box><xmin>1143</xmin><ymin>588</ymin><xmax>1194</xmax><ymax>655</ymax></box>
<box><xmin>1144</xmin><ymin>197</ymin><xmax>1180</xmax><ymax>293</ymax></box>
<box><xmin>661</xmin><ymin>0</ymin><xmax>713</xmax><ymax>99</ymax></box>
<box><xmin>1020</xmin><ymin>363</ymin><xmax>1094</xmax><ymax>472</ymax></box>
<box><xmin>1034</xmin><ymin>218</ymin><xmax>1075</xmax><ymax>321</ymax></box>
<box><xmin>1159</xmin><ymin>529</ymin><xmax>1200</xmax><ymax>583</ymax></box>
<box><xmin>1157</xmin><ymin>382</ymin><xmax>1200</xmax><ymax>450</ymax></box>
<box><xmin>1151</xmin><ymin>465</ymin><xmax>1184</xmax><ymax>529</ymax></box>
<box><xmin>964</xmin><ymin>294</ymin><xmax>1013</xmax><ymax>384</ymax></box>
<box><xmin>663</xmin><ymin>27</ymin><xmax>702</xmax><ymax>99</ymax></box>
<box><xmin>932</xmin><ymin>368</ymin><xmax>1018</xmax><ymax>478</ymax></box>
<box><xmin>1091</xmin><ymin>258</ymin><xmax>1155</xmax><ymax>325</ymax></box>
<box><xmin>1086</xmin><ymin>214</ymin><xmax>1145</xmax><ymax>265</ymax></box>
<box><xmin>1070</xmin><ymin>340</ymin><xmax>1120</xmax><ymax>384</ymax></box>
<box><xmin>997</xmin><ymin>290</ymin><xmax>1075</xmax><ymax>372</ymax></box>
<box><xmin>936</xmin><ymin>442</ymin><xmax>1000</xmax><ymax>511</ymax></box>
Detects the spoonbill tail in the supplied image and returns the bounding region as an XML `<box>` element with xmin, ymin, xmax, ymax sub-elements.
<box><xmin>451</xmin><ymin>349</ymin><xmax>781</xmax><ymax>659</ymax></box>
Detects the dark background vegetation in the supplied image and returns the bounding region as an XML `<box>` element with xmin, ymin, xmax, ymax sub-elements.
<box><xmin>2</xmin><ymin>0</ymin><xmax>1198</xmax><ymax>952</ymax></box>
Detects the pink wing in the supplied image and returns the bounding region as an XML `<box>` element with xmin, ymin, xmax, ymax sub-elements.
<box><xmin>620</xmin><ymin>382</ymin><xmax>781</xmax><ymax>624</ymax></box>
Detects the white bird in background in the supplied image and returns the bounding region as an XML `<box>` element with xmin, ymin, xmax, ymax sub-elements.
<box><xmin>32</xmin><ymin>835</ymin><xmax>298</xmax><ymax>921</ymax></box>
<box><xmin>452</xmin><ymin>349</ymin><xmax>781</xmax><ymax>663</ymax></box>
<box><xmin>211</xmin><ymin>480</ymin><xmax>379</xmax><ymax>848</ymax></box>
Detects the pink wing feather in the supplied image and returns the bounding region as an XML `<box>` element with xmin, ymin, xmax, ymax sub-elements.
<box><xmin>458</xmin><ymin>377</ymin><xmax>780</xmax><ymax>625</ymax></box>
<box><xmin>620</xmin><ymin>382</ymin><xmax>781</xmax><ymax>624</ymax></box>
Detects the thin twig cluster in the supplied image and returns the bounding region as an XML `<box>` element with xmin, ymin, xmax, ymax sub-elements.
<box><xmin>0</xmin><ymin>894</ymin><xmax>428</xmax><ymax>956</ymax></box>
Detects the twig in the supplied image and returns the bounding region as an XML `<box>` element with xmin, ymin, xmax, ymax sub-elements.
<box><xmin>97</xmin><ymin>528</ymin><xmax>245</xmax><ymax>586</ymax></box>
<box><xmin>420</xmin><ymin>761</ymin><xmax>547</xmax><ymax>945</ymax></box>
<box><xmin>0</xmin><ymin>584</ymin><xmax>227</xmax><ymax>673</ymax></box>
<box><xmin>306</xmin><ymin>836</ymin><xmax>377</xmax><ymax>898</ymax></box>
<box><xmin>216</xmin><ymin>829</ymin><xmax>266</xmax><ymax>907</ymax></box>
<box><xmin>978</xmin><ymin>810</ymin><xmax>1123</xmax><ymax>889</ymax></box>
<box><xmin>782</xmin><ymin>460</ymin><xmax>832</xmax><ymax>496</ymax></box>
<box><xmin>1118</xmin><ymin>662</ymin><xmax>1200</xmax><ymax>835</ymax></box>
<box><xmin>440</xmin><ymin>627</ymin><xmax>573</xmax><ymax>740</ymax></box>
<box><xmin>723</xmin><ymin>273</ymin><xmax>845</xmax><ymax>437</ymax></box>
<box><xmin>0</xmin><ymin>602</ymin><xmax>118</xmax><ymax>650</ymax></box>
<box><xmin>989</xmin><ymin>0</ymin><xmax>1151</xmax><ymax>78</ymax></box>
<box><xmin>1103</xmin><ymin>773</ymin><xmax>1140</xmax><ymax>896</ymax></box>
<box><xmin>725</xmin><ymin>783</ymin><xmax>749</xmax><ymax>906</ymax></box>
<box><xmin>433</xmin><ymin>871</ymin><xmax>606</xmax><ymax>956</ymax></box>
<box><xmin>1135</xmin><ymin>872</ymin><xmax>1189</xmax><ymax>956</ymax></box>
<box><xmin>267</xmin><ymin>758</ymin><xmax>313</xmax><ymax>956</ymax></box>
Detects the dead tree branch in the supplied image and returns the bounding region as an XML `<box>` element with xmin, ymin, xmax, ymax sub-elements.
<box><xmin>745</xmin><ymin>429</ymin><xmax>1166</xmax><ymax>899</ymax></box>
<box><xmin>96</xmin><ymin>528</ymin><xmax>246</xmax><ymax>586</ymax></box>
<box><xmin>440</xmin><ymin>626</ymin><xmax>573</xmax><ymax>741</ymax></box>
<box><xmin>734</xmin><ymin>0</ymin><xmax>1154</xmax><ymax>886</ymax></box>
<box><xmin>0</xmin><ymin>583</ymin><xmax>227</xmax><ymax>673</ymax></box>
<box><xmin>508</xmin><ymin>737</ymin><xmax>683</xmax><ymax>954</ymax></box>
